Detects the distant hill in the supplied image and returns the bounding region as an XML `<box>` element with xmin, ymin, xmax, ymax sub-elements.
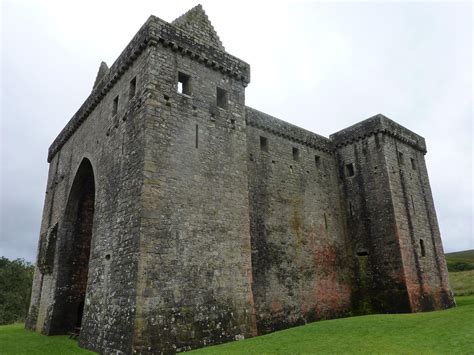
<box><xmin>445</xmin><ymin>249</ymin><xmax>474</xmax><ymax>272</ymax></box>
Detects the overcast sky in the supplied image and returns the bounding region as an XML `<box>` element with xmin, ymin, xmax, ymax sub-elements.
<box><xmin>1</xmin><ymin>0</ymin><xmax>472</xmax><ymax>262</ymax></box>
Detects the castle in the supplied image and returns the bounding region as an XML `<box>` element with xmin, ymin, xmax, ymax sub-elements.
<box><xmin>26</xmin><ymin>5</ymin><xmax>455</xmax><ymax>354</ymax></box>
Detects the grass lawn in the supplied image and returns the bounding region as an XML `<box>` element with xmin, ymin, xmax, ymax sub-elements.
<box><xmin>449</xmin><ymin>270</ymin><xmax>474</xmax><ymax>296</ymax></box>
<box><xmin>192</xmin><ymin>295</ymin><xmax>474</xmax><ymax>354</ymax></box>
<box><xmin>0</xmin><ymin>324</ymin><xmax>94</xmax><ymax>355</ymax></box>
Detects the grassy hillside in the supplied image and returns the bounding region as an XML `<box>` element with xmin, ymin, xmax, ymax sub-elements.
<box><xmin>191</xmin><ymin>296</ymin><xmax>474</xmax><ymax>354</ymax></box>
<box><xmin>445</xmin><ymin>249</ymin><xmax>474</xmax><ymax>272</ymax></box>
<box><xmin>449</xmin><ymin>270</ymin><xmax>474</xmax><ymax>296</ymax></box>
<box><xmin>0</xmin><ymin>323</ymin><xmax>94</xmax><ymax>354</ymax></box>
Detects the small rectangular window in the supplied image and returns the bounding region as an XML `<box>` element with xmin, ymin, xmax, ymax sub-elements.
<box><xmin>177</xmin><ymin>72</ymin><xmax>191</xmax><ymax>95</ymax></box>
<box><xmin>420</xmin><ymin>239</ymin><xmax>426</xmax><ymax>257</ymax></box>
<box><xmin>112</xmin><ymin>96</ymin><xmax>119</xmax><ymax>116</ymax></box>
<box><xmin>398</xmin><ymin>151</ymin><xmax>404</xmax><ymax>165</ymax></box>
<box><xmin>195</xmin><ymin>124</ymin><xmax>199</xmax><ymax>148</ymax></box>
<box><xmin>292</xmin><ymin>147</ymin><xmax>300</xmax><ymax>161</ymax></box>
<box><xmin>260</xmin><ymin>136</ymin><xmax>268</xmax><ymax>152</ymax></box>
<box><xmin>349</xmin><ymin>201</ymin><xmax>354</xmax><ymax>216</ymax></box>
<box><xmin>129</xmin><ymin>77</ymin><xmax>136</xmax><ymax>100</ymax></box>
<box><xmin>216</xmin><ymin>87</ymin><xmax>227</xmax><ymax>109</ymax></box>
<box><xmin>324</xmin><ymin>213</ymin><xmax>328</xmax><ymax>231</ymax></box>
<box><xmin>345</xmin><ymin>163</ymin><xmax>355</xmax><ymax>177</ymax></box>
<box><xmin>315</xmin><ymin>155</ymin><xmax>321</xmax><ymax>168</ymax></box>
<box><xmin>410</xmin><ymin>157</ymin><xmax>416</xmax><ymax>170</ymax></box>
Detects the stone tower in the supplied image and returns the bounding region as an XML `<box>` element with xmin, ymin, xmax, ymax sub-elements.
<box><xmin>27</xmin><ymin>5</ymin><xmax>454</xmax><ymax>354</ymax></box>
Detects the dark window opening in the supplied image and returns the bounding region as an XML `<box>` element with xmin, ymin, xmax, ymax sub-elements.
<box><xmin>195</xmin><ymin>124</ymin><xmax>199</xmax><ymax>149</ymax></box>
<box><xmin>324</xmin><ymin>213</ymin><xmax>328</xmax><ymax>231</ymax></box>
<box><xmin>315</xmin><ymin>155</ymin><xmax>321</xmax><ymax>168</ymax></box>
<box><xmin>112</xmin><ymin>96</ymin><xmax>119</xmax><ymax>116</ymax></box>
<box><xmin>375</xmin><ymin>134</ymin><xmax>381</xmax><ymax>149</ymax></box>
<box><xmin>420</xmin><ymin>239</ymin><xmax>426</xmax><ymax>257</ymax></box>
<box><xmin>349</xmin><ymin>201</ymin><xmax>354</xmax><ymax>216</ymax></box>
<box><xmin>345</xmin><ymin>163</ymin><xmax>355</xmax><ymax>177</ymax></box>
<box><xmin>292</xmin><ymin>147</ymin><xmax>300</xmax><ymax>161</ymax></box>
<box><xmin>105</xmin><ymin>254</ymin><xmax>111</xmax><ymax>260</ymax></box>
<box><xmin>398</xmin><ymin>151</ymin><xmax>404</xmax><ymax>165</ymax></box>
<box><xmin>410</xmin><ymin>157</ymin><xmax>416</xmax><ymax>170</ymax></box>
<box><xmin>177</xmin><ymin>72</ymin><xmax>191</xmax><ymax>95</ymax></box>
<box><xmin>357</xmin><ymin>251</ymin><xmax>369</xmax><ymax>257</ymax></box>
<box><xmin>260</xmin><ymin>136</ymin><xmax>268</xmax><ymax>152</ymax></box>
<box><xmin>216</xmin><ymin>87</ymin><xmax>227</xmax><ymax>109</ymax></box>
<box><xmin>129</xmin><ymin>77</ymin><xmax>136</xmax><ymax>100</ymax></box>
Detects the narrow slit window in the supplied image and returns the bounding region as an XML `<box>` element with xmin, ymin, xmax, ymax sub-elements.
<box><xmin>292</xmin><ymin>147</ymin><xmax>300</xmax><ymax>161</ymax></box>
<box><xmin>410</xmin><ymin>157</ymin><xmax>416</xmax><ymax>170</ymax></box>
<box><xmin>195</xmin><ymin>124</ymin><xmax>199</xmax><ymax>148</ymax></box>
<box><xmin>112</xmin><ymin>96</ymin><xmax>119</xmax><ymax>116</ymax></box>
<box><xmin>345</xmin><ymin>163</ymin><xmax>355</xmax><ymax>177</ymax></box>
<box><xmin>324</xmin><ymin>213</ymin><xmax>328</xmax><ymax>231</ymax></box>
<box><xmin>315</xmin><ymin>155</ymin><xmax>321</xmax><ymax>168</ymax></box>
<box><xmin>420</xmin><ymin>239</ymin><xmax>426</xmax><ymax>257</ymax></box>
<box><xmin>349</xmin><ymin>201</ymin><xmax>354</xmax><ymax>216</ymax></box>
<box><xmin>177</xmin><ymin>72</ymin><xmax>191</xmax><ymax>95</ymax></box>
<box><xmin>216</xmin><ymin>87</ymin><xmax>227</xmax><ymax>109</ymax></box>
<box><xmin>375</xmin><ymin>134</ymin><xmax>381</xmax><ymax>149</ymax></box>
<box><xmin>398</xmin><ymin>151</ymin><xmax>404</xmax><ymax>165</ymax></box>
<box><xmin>260</xmin><ymin>136</ymin><xmax>268</xmax><ymax>152</ymax></box>
<box><xmin>357</xmin><ymin>251</ymin><xmax>368</xmax><ymax>257</ymax></box>
<box><xmin>129</xmin><ymin>77</ymin><xmax>136</xmax><ymax>100</ymax></box>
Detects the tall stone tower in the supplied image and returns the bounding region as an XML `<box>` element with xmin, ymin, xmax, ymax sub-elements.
<box><xmin>26</xmin><ymin>5</ymin><xmax>454</xmax><ymax>354</ymax></box>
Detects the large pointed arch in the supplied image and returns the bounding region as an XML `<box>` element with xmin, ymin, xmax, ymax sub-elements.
<box><xmin>49</xmin><ymin>158</ymin><xmax>96</xmax><ymax>334</ymax></box>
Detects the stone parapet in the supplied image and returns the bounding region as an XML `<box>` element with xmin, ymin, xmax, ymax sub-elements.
<box><xmin>245</xmin><ymin>107</ymin><xmax>333</xmax><ymax>153</ymax></box>
<box><xmin>330</xmin><ymin>114</ymin><xmax>427</xmax><ymax>153</ymax></box>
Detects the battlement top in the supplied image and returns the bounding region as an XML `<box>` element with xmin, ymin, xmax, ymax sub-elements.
<box><xmin>330</xmin><ymin>114</ymin><xmax>427</xmax><ymax>153</ymax></box>
<box><xmin>246</xmin><ymin>107</ymin><xmax>333</xmax><ymax>153</ymax></box>
<box><xmin>48</xmin><ymin>6</ymin><xmax>250</xmax><ymax>163</ymax></box>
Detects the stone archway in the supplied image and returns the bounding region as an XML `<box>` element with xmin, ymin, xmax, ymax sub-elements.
<box><xmin>49</xmin><ymin>158</ymin><xmax>96</xmax><ymax>334</ymax></box>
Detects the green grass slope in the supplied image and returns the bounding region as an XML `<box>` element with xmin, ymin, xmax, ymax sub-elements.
<box><xmin>192</xmin><ymin>296</ymin><xmax>474</xmax><ymax>354</ymax></box>
<box><xmin>449</xmin><ymin>270</ymin><xmax>474</xmax><ymax>296</ymax></box>
<box><xmin>445</xmin><ymin>249</ymin><xmax>474</xmax><ymax>272</ymax></box>
<box><xmin>0</xmin><ymin>324</ymin><xmax>94</xmax><ymax>355</ymax></box>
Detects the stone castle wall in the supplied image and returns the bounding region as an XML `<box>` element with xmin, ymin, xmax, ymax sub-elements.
<box><xmin>246</xmin><ymin>108</ymin><xmax>353</xmax><ymax>332</ymax></box>
<box><xmin>132</xmin><ymin>27</ymin><xmax>256</xmax><ymax>353</ymax></box>
<box><xmin>27</xmin><ymin>6</ymin><xmax>454</xmax><ymax>354</ymax></box>
<box><xmin>27</xmin><ymin>29</ymin><xmax>153</xmax><ymax>352</ymax></box>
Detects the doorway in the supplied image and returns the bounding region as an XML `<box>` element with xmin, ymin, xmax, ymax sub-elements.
<box><xmin>49</xmin><ymin>158</ymin><xmax>95</xmax><ymax>334</ymax></box>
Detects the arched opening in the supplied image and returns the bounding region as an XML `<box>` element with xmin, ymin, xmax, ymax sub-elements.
<box><xmin>49</xmin><ymin>158</ymin><xmax>95</xmax><ymax>334</ymax></box>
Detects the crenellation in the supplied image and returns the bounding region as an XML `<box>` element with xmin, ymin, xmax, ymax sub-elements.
<box><xmin>28</xmin><ymin>5</ymin><xmax>454</xmax><ymax>354</ymax></box>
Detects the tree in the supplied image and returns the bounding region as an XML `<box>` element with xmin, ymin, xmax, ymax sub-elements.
<box><xmin>0</xmin><ymin>257</ymin><xmax>34</xmax><ymax>324</ymax></box>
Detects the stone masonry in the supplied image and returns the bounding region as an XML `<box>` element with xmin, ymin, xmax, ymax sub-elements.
<box><xmin>26</xmin><ymin>5</ymin><xmax>455</xmax><ymax>354</ymax></box>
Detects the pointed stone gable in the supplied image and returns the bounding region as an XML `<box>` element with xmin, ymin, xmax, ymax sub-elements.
<box><xmin>92</xmin><ymin>61</ymin><xmax>109</xmax><ymax>89</ymax></box>
<box><xmin>172</xmin><ymin>4</ymin><xmax>224</xmax><ymax>51</ymax></box>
